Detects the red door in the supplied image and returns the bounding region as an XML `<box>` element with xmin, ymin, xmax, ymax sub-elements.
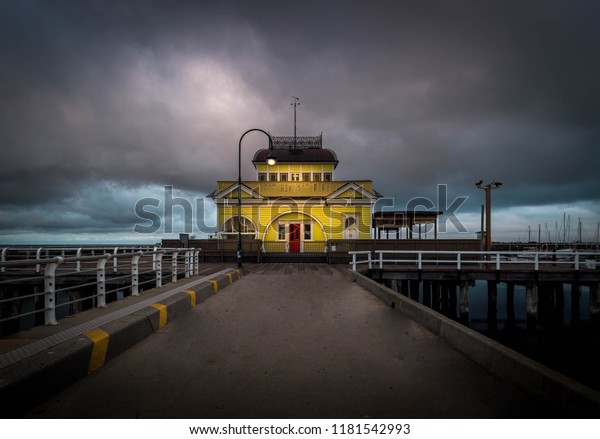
<box><xmin>289</xmin><ymin>224</ymin><xmax>301</xmax><ymax>253</ymax></box>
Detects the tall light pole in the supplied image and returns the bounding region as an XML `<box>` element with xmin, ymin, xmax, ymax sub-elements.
<box><xmin>476</xmin><ymin>180</ymin><xmax>502</xmax><ymax>255</ymax></box>
<box><xmin>237</xmin><ymin>129</ymin><xmax>277</xmax><ymax>270</ymax></box>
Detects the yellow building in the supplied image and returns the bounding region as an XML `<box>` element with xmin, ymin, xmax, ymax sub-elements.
<box><xmin>211</xmin><ymin>134</ymin><xmax>381</xmax><ymax>253</ymax></box>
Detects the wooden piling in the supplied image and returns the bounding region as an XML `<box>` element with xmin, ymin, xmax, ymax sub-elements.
<box><xmin>526</xmin><ymin>283</ymin><xmax>538</xmax><ymax>330</ymax></box>
<box><xmin>400</xmin><ymin>280</ymin><xmax>409</xmax><ymax>297</ymax></box>
<box><xmin>506</xmin><ymin>282</ymin><xmax>515</xmax><ymax>326</ymax></box>
<box><xmin>571</xmin><ymin>282</ymin><xmax>581</xmax><ymax>325</ymax></box>
<box><xmin>590</xmin><ymin>282</ymin><xmax>600</xmax><ymax>320</ymax></box>
<box><xmin>449</xmin><ymin>282</ymin><xmax>458</xmax><ymax>319</ymax></box>
<box><xmin>537</xmin><ymin>283</ymin><xmax>547</xmax><ymax>325</ymax></box>
<box><xmin>432</xmin><ymin>281</ymin><xmax>441</xmax><ymax>311</ymax></box>
<box><xmin>459</xmin><ymin>281</ymin><xmax>469</xmax><ymax>324</ymax></box>
<box><xmin>423</xmin><ymin>280</ymin><xmax>431</xmax><ymax>307</ymax></box>
<box><xmin>409</xmin><ymin>280</ymin><xmax>420</xmax><ymax>301</ymax></box>
<box><xmin>538</xmin><ymin>282</ymin><xmax>556</xmax><ymax>326</ymax></box>
<box><xmin>439</xmin><ymin>282</ymin><xmax>448</xmax><ymax>312</ymax></box>
<box><xmin>555</xmin><ymin>282</ymin><xmax>565</xmax><ymax>326</ymax></box>
<box><xmin>487</xmin><ymin>281</ymin><xmax>498</xmax><ymax>332</ymax></box>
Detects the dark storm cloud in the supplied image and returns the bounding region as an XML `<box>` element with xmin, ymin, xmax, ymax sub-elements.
<box><xmin>228</xmin><ymin>1</ymin><xmax>600</xmax><ymax>208</ymax></box>
<box><xmin>1</xmin><ymin>0</ymin><xmax>276</xmax><ymax>205</ymax></box>
<box><xmin>1</xmin><ymin>0</ymin><xmax>599</xmax><ymax>240</ymax></box>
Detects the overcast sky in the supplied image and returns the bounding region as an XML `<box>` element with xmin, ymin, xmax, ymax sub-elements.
<box><xmin>1</xmin><ymin>0</ymin><xmax>600</xmax><ymax>244</ymax></box>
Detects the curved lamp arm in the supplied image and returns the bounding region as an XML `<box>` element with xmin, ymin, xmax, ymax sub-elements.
<box><xmin>237</xmin><ymin>129</ymin><xmax>276</xmax><ymax>269</ymax></box>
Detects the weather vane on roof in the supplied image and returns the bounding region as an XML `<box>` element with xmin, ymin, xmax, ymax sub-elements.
<box><xmin>291</xmin><ymin>96</ymin><xmax>300</xmax><ymax>148</ymax></box>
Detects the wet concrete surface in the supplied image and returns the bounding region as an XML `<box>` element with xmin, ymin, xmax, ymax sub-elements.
<box><xmin>25</xmin><ymin>264</ymin><xmax>563</xmax><ymax>419</ymax></box>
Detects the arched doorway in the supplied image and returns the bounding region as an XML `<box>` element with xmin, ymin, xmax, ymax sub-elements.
<box><xmin>262</xmin><ymin>211</ymin><xmax>327</xmax><ymax>253</ymax></box>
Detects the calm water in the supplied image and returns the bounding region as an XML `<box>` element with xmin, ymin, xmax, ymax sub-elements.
<box><xmin>408</xmin><ymin>280</ymin><xmax>600</xmax><ymax>392</ymax></box>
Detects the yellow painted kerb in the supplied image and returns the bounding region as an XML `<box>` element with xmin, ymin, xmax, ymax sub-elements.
<box><xmin>209</xmin><ymin>280</ymin><xmax>218</xmax><ymax>293</ymax></box>
<box><xmin>85</xmin><ymin>328</ymin><xmax>110</xmax><ymax>374</ymax></box>
<box><xmin>182</xmin><ymin>289</ymin><xmax>197</xmax><ymax>307</ymax></box>
<box><xmin>151</xmin><ymin>303</ymin><xmax>168</xmax><ymax>329</ymax></box>
<box><xmin>227</xmin><ymin>273</ymin><xmax>233</xmax><ymax>283</ymax></box>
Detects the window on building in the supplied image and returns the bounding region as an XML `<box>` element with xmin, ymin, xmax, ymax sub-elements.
<box><xmin>291</xmin><ymin>173</ymin><xmax>300</xmax><ymax>181</ymax></box>
<box><xmin>221</xmin><ymin>217</ymin><xmax>257</xmax><ymax>239</ymax></box>
<box><xmin>343</xmin><ymin>215</ymin><xmax>358</xmax><ymax>239</ymax></box>
<box><xmin>324</xmin><ymin>172</ymin><xmax>332</xmax><ymax>182</ymax></box>
<box><xmin>313</xmin><ymin>173</ymin><xmax>321</xmax><ymax>182</ymax></box>
<box><xmin>278</xmin><ymin>223</ymin><xmax>286</xmax><ymax>240</ymax></box>
<box><xmin>258</xmin><ymin>173</ymin><xmax>267</xmax><ymax>181</ymax></box>
<box><xmin>344</xmin><ymin>216</ymin><xmax>356</xmax><ymax>229</ymax></box>
<box><xmin>304</xmin><ymin>223</ymin><xmax>312</xmax><ymax>240</ymax></box>
<box><xmin>280</xmin><ymin>173</ymin><xmax>288</xmax><ymax>181</ymax></box>
<box><xmin>302</xmin><ymin>173</ymin><xmax>311</xmax><ymax>181</ymax></box>
<box><xmin>269</xmin><ymin>173</ymin><xmax>277</xmax><ymax>181</ymax></box>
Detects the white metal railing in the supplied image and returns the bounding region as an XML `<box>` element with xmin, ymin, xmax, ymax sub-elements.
<box><xmin>348</xmin><ymin>250</ymin><xmax>600</xmax><ymax>272</ymax></box>
<box><xmin>348</xmin><ymin>250</ymin><xmax>373</xmax><ymax>271</ymax></box>
<box><xmin>0</xmin><ymin>247</ymin><xmax>201</xmax><ymax>329</ymax></box>
<box><xmin>1</xmin><ymin>245</ymin><xmax>158</xmax><ymax>274</ymax></box>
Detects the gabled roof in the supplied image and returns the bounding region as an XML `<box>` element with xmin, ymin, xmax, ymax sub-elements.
<box><xmin>213</xmin><ymin>180</ymin><xmax>381</xmax><ymax>200</ymax></box>
<box><xmin>326</xmin><ymin>182</ymin><xmax>378</xmax><ymax>200</ymax></box>
<box><xmin>211</xmin><ymin>182</ymin><xmax>263</xmax><ymax>200</ymax></box>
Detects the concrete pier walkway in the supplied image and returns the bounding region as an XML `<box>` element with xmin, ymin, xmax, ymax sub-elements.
<box><xmin>16</xmin><ymin>263</ymin><xmax>587</xmax><ymax>419</ymax></box>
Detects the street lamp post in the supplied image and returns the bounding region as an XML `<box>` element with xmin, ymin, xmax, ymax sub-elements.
<box><xmin>476</xmin><ymin>180</ymin><xmax>502</xmax><ymax>255</ymax></box>
<box><xmin>237</xmin><ymin>129</ymin><xmax>277</xmax><ymax>271</ymax></box>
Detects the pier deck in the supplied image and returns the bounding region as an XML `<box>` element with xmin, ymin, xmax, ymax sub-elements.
<box><xmin>2</xmin><ymin>263</ymin><xmax>599</xmax><ymax>418</ymax></box>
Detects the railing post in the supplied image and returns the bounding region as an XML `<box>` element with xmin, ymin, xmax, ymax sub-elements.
<box><xmin>495</xmin><ymin>253</ymin><xmax>501</xmax><ymax>270</ymax></box>
<box><xmin>131</xmin><ymin>251</ymin><xmax>142</xmax><ymax>296</ymax></box>
<box><xmin>368</xmin><ymin>251</ymin><xmax>372</xmax><ymax>270</ymax></box>
<box><xmin>152</xmin><ymin>246</ymin><xmax>158</xmax><ymax>271</ymax></box>
<box><xmin>185</xmin><ymin>250</ymin><xmax>191</xmax><ymax>278</ymax></box>
<box><xmin>36</xmin><ymin>247</ymin><xmax>43</xmax><ymax>273</ymax></box>
<box><xmin>96</xmin><ymin>255</ymin><xmax>110</xmax><ymax>308</ymax></box>
<box><xmin>379</xmin><ymin>251</ymin><xmax>383</xmax><ymax>269</ymax></box>
<box><xmin>44</xmin><ymin>257</ymin><xmax>63</xmax><ymax>325</ymax></box>
<box><xmin>352</xmin><ymin>253</ymin><xmax>357</xmax><ymax>271</ymax></box>
<box><xmin>194</xmin><ymin>249</ymin><xmax>200</xmax><ymax>275</ymax></box>
<box><xmin>574</xmin><ymin>252</ymin><xmax>580</xmax><ymax>270</ymax></box>
<box><xmin>76</xmin><ymin>247</ymin><xmax>82</xmax><ymax>272</ymax></box>
<box><xmin>418</xmin><ymin>252</ymin><xmax>422</xmax><ymax>270</ymax></box>
<box><xmin>534</xmin><ymin>253</ymin><xmax>539</xmax><ymax>271</ymax></box>
<box><xmin>1</xmin><ymin>248</ymin><xmax>7</xmax><ymax>273</ymax></box>
<box><xmin>155</xmin><ymin>250</ymin><xmax>164</xmax><ymax>288</ymax></box>
<box><xmin>113</xmin><ymin>247</ymin><xmax>119</xmax><ymax>272</ymax></box>
<box><xmin>171</xmin><ymin>250</ymin><xmax>179</xmax><ymax>283</ymax></box>
<box><xmin>457</xmin><ymin>252</ymin><xmax>461</xmax><ymax>270</ymax></box>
